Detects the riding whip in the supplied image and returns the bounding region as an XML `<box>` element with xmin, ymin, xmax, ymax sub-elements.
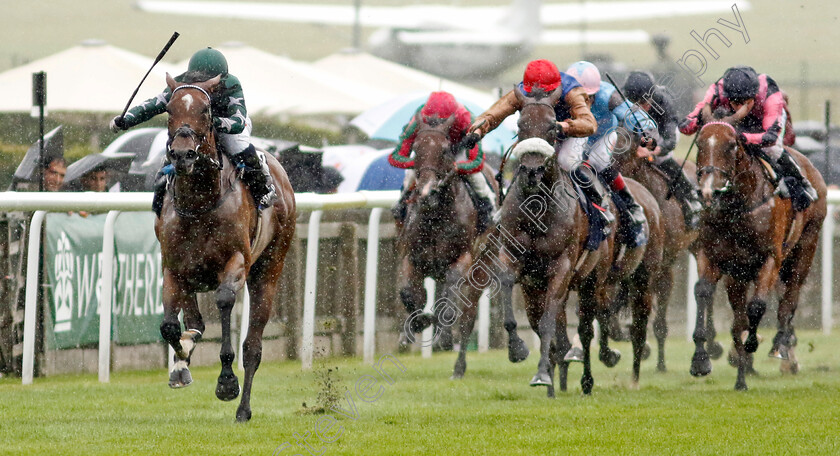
<box><xmin>604</xmin><ymin>72</ymin><xmax>650</xmax><ymax>143</ymax></box>
<box><xmin>119</xmin><ymin>32</ymin><xmax>180</xmax><ymax>119</ymax></box>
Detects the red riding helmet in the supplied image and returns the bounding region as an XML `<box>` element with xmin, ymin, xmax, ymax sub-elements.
<box><xmin>523</xmin><ymin>59</ymin><xmax>561</xmax><ymax>94</ymax></box>
<box><xmin>421</xmin><ymin>91</ymin><xmax>459</xmax><ymax>121</ymax></box>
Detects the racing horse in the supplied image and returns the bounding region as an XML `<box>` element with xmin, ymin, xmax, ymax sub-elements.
<box><xmin>691</xmin><ymin>118</ymin><xmax>825</xmax><ymax>390</ymax></box>
<box><xmin>495</xmin><ymin>85</ymin><xmax>660</xmax><ymax>395</ymax></box>
<box><xmin>397</xmin><ymin>112</ymin><xmax>502</xmax><ymax>379</ymax></box>
<box><xmin>155</xmin><ymin>74</ymin><xmax>296</xmax><ymax>421</ymax></box>
<box><xmin>610</xmin><ymin>132</ymin><xmax>724</xmax><ymax>371</ymax></box>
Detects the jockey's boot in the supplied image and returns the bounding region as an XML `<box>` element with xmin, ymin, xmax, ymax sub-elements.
<box><xmin>775</xmin><ymin>151</ymin><xmax>818</xmax><ymax>211</ymax></box>
<box><xmin>464</xmin><ymin>171</ymin><xmax>497</xmax><ymax>233</ymax></box>
<box><xmin>609</xmin><ymin>175</ymin><xmax>647</xmax><ymax>247</ymax></box>
<box><xmin>572</xmin><ymin>165</ymin><xmax>615</xmax><ymax>227</ymax></box>
<box><xmin>392</xmin><ymin>188</ymin><xmax>410</xmax><ymax>223</ymax></box>
<box><xmin>231</xmin><ymin>145</ymin><xmax>278</xmax><ymax>211</ymax></box>
<box><xmin>657</xmin><ymin>157</ymin><xmax>703</xmax><ymax>229</ymax></box>
<box><xmin>152</xmin><ymin>160</ymin><xmax>174</xmax><ymax>218</ymax></box>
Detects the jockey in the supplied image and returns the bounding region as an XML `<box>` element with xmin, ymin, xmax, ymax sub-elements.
<box><xmin>468</xmin><ymin>60</ymin><xmax>615</xmax><ymax>227</ymax></box>
<box><xmin>109</xmin><ymin>47</ymin><xmax>277</xmax><ymax>215</ymax></box>
<box><xmin>565</xmin><ymin>61</ymin><xmax>648</xmax><ymax>244</ymax></box>
<box><xmin>623</xmin><ymin>70</ymin><xmax>703</xmax><ymax>228</ymax></box>
<box><xmin>680</xmin><ymin>66</ymin><xmax>817</xmax><ymax>210</ymax></box>
<box><xmin>389</xmin><ymin>91</ymin><xmax>496</xmax><ymax>233</ymax></box>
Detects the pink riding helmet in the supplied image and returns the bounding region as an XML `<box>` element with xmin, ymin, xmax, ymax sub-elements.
<box><xmin>565</xmin><ymin>61</ymin><xmax>601</xmax><ymax>95</ymax></box>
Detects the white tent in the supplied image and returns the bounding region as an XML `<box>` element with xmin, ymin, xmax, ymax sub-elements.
<box><xmin>313</xmin><ymin>50</ymin><xmax>499</xmax><ymax>108</ymax></box>
<box><xmin>0</xmin><ymin>39</ymin><xmax>177</xmax><ymax>113</ymax></box>
<box><xmin>178</xmin><ymin>42</ymin><xmax>379</xmax><ymax>116</ymax></box>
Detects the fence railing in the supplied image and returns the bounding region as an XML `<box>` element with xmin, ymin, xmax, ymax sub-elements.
<box><xmin>2</xmin><ymin>189</ymin><xmax>837</xmax><ymax>386</ymax></box>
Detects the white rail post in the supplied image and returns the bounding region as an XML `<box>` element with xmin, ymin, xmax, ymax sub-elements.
<box><xmin>422</xmin><ymin>278</ymin><xmax>435</xmax><ymax>359</ymax></box>
<box><xmin>22</xmin><ymin>210</ymin><xmax>47</xmax><ymax>385</ymax></box>
<box><xmin>822</xmin><ymin>204</ymin><xmax>835</xmax><ymax>335</ymax></box>
<box><xmin>686</xmin><ymin>253</ymin><xmax>698</xmax><ymax>342</ymax></box>
<box><xmin>478</xmin><ymin>289</ymin><xmax>490</xmax><ymax>353</ymax></box>
<box><xmin>363</xmin><ymin>208</ymin><xmax>383</xmax><ymax>365</ymax></box>
<box><xmin>98</xmin><ymin>210</ymin><xmax>121</xmax><ymax>383</ymax></box>
<box><xmin>301</xmin><ymin>210</ymin><xmax>323</xmax><ymax>370</ymax></box>
<box><xmin>238</xmin><ymin>283</ymin><xmax>250</xmax><ymax>372</ymax></box>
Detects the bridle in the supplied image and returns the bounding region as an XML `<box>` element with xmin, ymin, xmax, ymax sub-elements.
<box><xmin>167</xmin><ymin>84</ymin><xmax>222</xmax><ymax>171</ymax></box>
<box><xmin>696</xmin><ymin>121</ymin><xmax>755</xmax><ymax>199</ymax></box>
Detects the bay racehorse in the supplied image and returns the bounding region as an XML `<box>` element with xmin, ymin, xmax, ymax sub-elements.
<box><xmin>691</xmin><ymin>119</ymin><xmax>825</xmax><ymax>390</ymax></box>
<box><xmin>495</xmin><ymin>85</ymin><xmax>660</xmax><ymax>396</ymax></box>
<box><xmin>156</xmin><ymin>74</ymin><xmax>296</xmax><ymax>421</ymax></box>
<box><xmin>610</xmin><ymin>132</ymin><xmax>724</xmax><ymax>371</ymax></box>
<box><xmin>397</xmin><ymin>112</ymin><xmax>503</xmax><ymax>379</ymax></box>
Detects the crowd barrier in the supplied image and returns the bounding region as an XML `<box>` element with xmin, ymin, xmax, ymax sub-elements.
<box><xmin>1</xmin><ymin>190</ymin><xmax>836</xmax><ymax>386</ymax></box>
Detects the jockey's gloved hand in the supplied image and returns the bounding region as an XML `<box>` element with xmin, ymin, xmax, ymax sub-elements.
<box><xmin>459</xmin><ymin>132</ymin><xmax>481</xmax><ymax>151</ymax></box>
<box><xmin>109</xmin><ymin>115</ymin><xmax>126</xmax><ymax>133</ymax></box>
<box><xmin>640</xmin><ymin>133</ymin><xmax>657</xmax><ymax>150</ymax></box>
<box><xmin>736</xmin><ymin>130</ymin><xmax>748</xmax><ymax>145</ymax></box>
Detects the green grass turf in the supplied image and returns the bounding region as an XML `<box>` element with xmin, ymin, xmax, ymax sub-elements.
<box><xmin>2</xmin><ymin>331</ymin><xmax>840</xmax><ymax>455</ymax></box>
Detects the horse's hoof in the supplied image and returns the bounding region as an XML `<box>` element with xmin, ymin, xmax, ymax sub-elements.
<box><xmin>564</xmin><ymin>346</ymin><xmax>584</xmax><ymax>363</ymax></box>
<box><xmin>744</xmin><ymin>333</ymin><xmax>759</xmax><ymax>353</ymax></box>
<box><xmin>656</xmin><ymin>363</ymin><xmax>667</xmax><ymax>373</ymax></box>
<box><xmin>452</xmin><ymin>359</ymin><xmax>466</xmax><ymax>379</ymax></box>
<box><xmin>780</xmin><ymin>359</ymin><xmax>799</xmax><ymax>375</ymax></box>
<box><xmin>235</xmin><ymin>407</ymin><xmax>252</xmax><ymax>423</ymax></box>
<box><xmin>508</xmin><ymin>338</ymin><xmax>530</xmax><ymax>363</ymax></box>
<box><xmin>168</xmin><ymin>363</ymin><xmax>193</xmax><ymax>388</ymax></box>
<box><xmin>734</xmin><ymin>381</ymin><xmax>748</xmax><ymax>391</ymax></box>
<box><xmin>706</xmin><ymin>341</ymin><xmax>724</xmax><ymax>360</ymax></box>
<box><xmin>599</xmin><ymin>348</ymin><xmax>621</xmax><ymax>368</ymax></box>
<box><xmin>581</xmin><ymin>375</ymin><xmax>594</xmax><ymax>395</ymax></box>
<box><xmin>641</xmin><ymin>342</ymin><xmax>651</xmax><ymax>361</ymax></box>
<box><xmin>727</xmin><ymin>347</ymin><xmax>739</xmax><ymax>367</ymax></box>
<box><xmin>408</xmin><ymin>313</ymin><xmax>433</xmax><ymax>334</ymax></box>
<box><xmin>449</xmin><ymin>373</ymin><xmax>464</xmax><ymax>380</ymax></box>
<box><xmin>529</xmin><ymin>372</ymin><xmax>552</xmax><ymax>387</ymax></box>
<box><xmin>690</xmin><ymin>351</ymin><xmax>712</xmax><ymax>377</ymax></box>
<box><xmin>768</xmin><ymin>348</ymin><xmax>785</xmax><ymax>360</ymax></box>
<box><xmin>216</xmin><ymin>374</ymin><xmax>240</xmax><ymax>401</ymax></box>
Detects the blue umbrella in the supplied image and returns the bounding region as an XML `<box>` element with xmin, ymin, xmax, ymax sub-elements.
<box><xmin>350</xmin><ymin>91</ymin><xmax>518</xmax><ymax>154</ymax></box>
<box><xmin>357</xmin><ymin>153</ymin><xmax>405</xmax><ymax>191</ymax></box>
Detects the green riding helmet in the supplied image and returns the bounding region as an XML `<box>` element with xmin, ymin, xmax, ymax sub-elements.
<box><xmin>187</xmin><ymin>47</ymin><xmax>228</xmax><ymax>77</ymax></box>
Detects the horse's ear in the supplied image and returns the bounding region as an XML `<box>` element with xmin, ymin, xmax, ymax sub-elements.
<box><xmin>166</xmin><ymin>73</ymin><xmax>177</xmax><ymax>91</ymax></box>
<box><xmin>442</xmin><ymin>113</ymin><xmax>457</xmax><ymax>132</ymax></box>
<box><xmin>514</xmin><ymin>83</ymin><xmax>526</xmax><ymax>105</ymax></box>
<box><xmin>548</xmin><ymin>84</ymin><xmax>564</xmax><ymax>106</ymax></box>
<box><xmin>205</xmin><ymin>74</ymin><xmax>223</xmax><ymax>93</ymax></box>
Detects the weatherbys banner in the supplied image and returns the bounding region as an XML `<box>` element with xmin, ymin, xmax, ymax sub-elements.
<box><xmin>44</xmin><ymin>212</ymin><xmax>163</xmax><ymax>349</ymax></box>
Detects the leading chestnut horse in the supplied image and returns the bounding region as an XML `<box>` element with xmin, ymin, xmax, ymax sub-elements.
<box><xmin>691</xmin><ymin>119</ymin><xmax>825</xmax><ymax>390</ymax></box>
<box><xmin>156</xmin><ymin>74</ymin><xmax>296</xmax><ymax>421</ymax></box>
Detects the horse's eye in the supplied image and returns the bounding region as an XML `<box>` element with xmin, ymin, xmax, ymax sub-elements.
<box><xmin>519</xmin><ymin>164</ymin><xmax>527</xmax><ymax>173</ymax></box>
<box><xmin>537</xmin><ymin>166</ymin><xmax>546</xmax><ymax>174</ymax></box>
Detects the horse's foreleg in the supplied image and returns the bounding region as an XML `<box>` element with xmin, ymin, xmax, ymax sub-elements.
<box><xmin>629</xmin><ymin>267</ymin><xmax>653</xmax><ymax>388</ymax></box>
<box><xmin>726</xmin><ymin>277</ymin><xmax>750</xmax><ymax>390</ymax></box>
<box><xmin>235</xmin><ymin>280</ymin><xmax>273</xmax><ymax>422</ymax></box>
<box><xmin>215</xmin><ymin>253</ymin><xmax>246</xmax><ymax>402</ymax></box>
<box><xmin>497</xmin><ymin>250</ymin><xmax>528</xmax><ymax>363</ymax></box>
<box><xmin>690</xmin><ymin>251</ymin><xmax>720</xmax><ymax>377</ymax></box>
<box><xmin>530</xmin><ymin>256</ymin><xmax>572</xmax><ymax>395</ymax></box>
<box><xmin>578</xmin><ymin>276</ymin><xmax>598</xmax><ymax>395</ymax></box>
<box><xmin>774</xmin><ymin>228</ymin><xmax>818</xmax><ymax>369</ymax></box>
<box><xmin>651</xmin><ymin>261</ymin><xmax>674</xmax><ymax>371</ymax></box>
<box><xmin>746</xmin><ymin>258</ymin><xmax>777</xmax><ymax>354</ymax></box>
<box><xmin>160</xmin><ymin>270</ymin><xmax>196</xmax><ymax>388</ymax></box>
<box><xmin>596</xmin><ymin>286</ymin><xmax>621</xmax><ymax>369</ymax></box>
<box><xmin>398</xmin><ymin>258</ymin><xmax>431</xmax><ymax>338</ymax></box>
<box><xmin>447</xmin><ymin>259</ymin><xmax>480</xmax><ymax>379</ymax></box>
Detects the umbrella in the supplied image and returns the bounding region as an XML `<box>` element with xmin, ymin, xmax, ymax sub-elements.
<box><xmin>61</xmin><ymin>152</ymin><xmax>135</xmax><ymax>191</ymax></box>
<box><xmin>349</xmin><ymin>91</ymin><xmax>518</xmax><ymax>154</ymax></box>
<box><xmin>322</xmin><ymin>145</ymin><xmax>405</xmax><ymax>193</ymax></box>
<box><xmin>12</xmin><ymin>125</ymin><xmax>64</xmax><ymax>184</ymax></box>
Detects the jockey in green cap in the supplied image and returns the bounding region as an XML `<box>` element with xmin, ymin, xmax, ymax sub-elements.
<box><xmin>110</xmin><ymin>47</ymin><xmax>277</xmax><ymax>215</ymax></box>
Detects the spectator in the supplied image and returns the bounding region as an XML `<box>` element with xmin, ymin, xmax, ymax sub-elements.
<box><xmin>42</xmin><ymin>157</ymin><xmax>67</xmax><ymax>192</ymax></box>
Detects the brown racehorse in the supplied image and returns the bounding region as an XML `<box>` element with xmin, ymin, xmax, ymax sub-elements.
<box><xmin>611</xmin><ymin>133</ymin><xmax>724</xmax><ymax>371</ymax></box>
<box><xmin>156</xmin><ymin>74</ymin><xmax>296</xmax><ymax>421</ymax></box>
<box><xmin>397</xmin><ymin>113</ymin><xmax>503</xmax><ymax>379</ymax></box>
<box><xmin>691</xmin><ymin>119</ymin><xmax>826</xmax><ymax>390</ymax></box>
<box><xmin>494</xmin><ymin>86</ymin><xmax>661</xmax><ymax>395</ymax></box>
